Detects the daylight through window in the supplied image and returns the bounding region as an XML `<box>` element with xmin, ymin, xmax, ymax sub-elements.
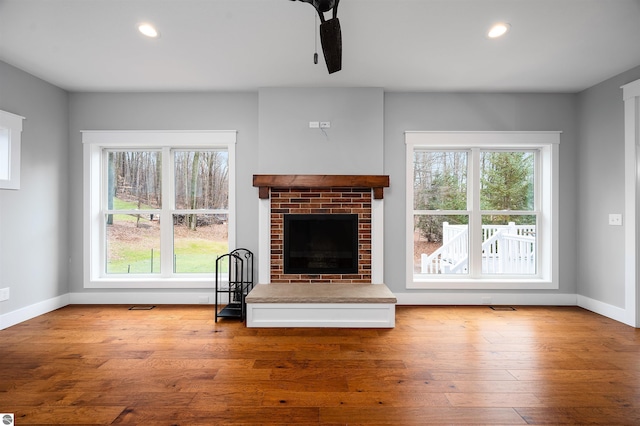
<box><xmin>83</xmin><ymin>131</ymin><xmax>236</xmax><ymax>288</ymax></box>
<box><xmin>406</xmin><ymin>132</ymin><xmax>559</xmax><ymax>290</ymax></box>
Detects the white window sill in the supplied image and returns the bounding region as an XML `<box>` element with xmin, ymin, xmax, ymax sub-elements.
<box><xmin>408</xmin><ymin>278</ymin><xmax>557</xmax><ymax>290</ymax></box>
<box><xmin>85</xmin><ymin>277</ymin><xmax>221</xmax><ymax>289</ymax></box>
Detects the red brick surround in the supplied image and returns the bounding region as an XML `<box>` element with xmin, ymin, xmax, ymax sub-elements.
<box><xmin>270</xmin><ymin>188</ymin><xmax>372</xmax><ymax>283</ymax></box>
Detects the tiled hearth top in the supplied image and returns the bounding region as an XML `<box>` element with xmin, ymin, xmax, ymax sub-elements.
<box><xmin>245</xmin><ymin>283</ymin><xmax>397</xmax><ymax>304</ymax></box>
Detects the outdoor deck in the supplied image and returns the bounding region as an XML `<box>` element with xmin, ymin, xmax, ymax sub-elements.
<box><xmin>420</xmin><ymin>222</ymin><xmax>536</xmax><ymax>274</ymax></box>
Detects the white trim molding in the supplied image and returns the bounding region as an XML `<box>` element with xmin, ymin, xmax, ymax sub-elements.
<box><xmin>0</xmin><ymin>294</ymin><xmax>69</xmax><ymax>330</ymax></box>
<box><xmin>577</xmin><ymin>295</ymin><xmax>629</xmax><ymax>326</ymax></box>
<box><xmin>81</xmin><ymin>130</ymin><xmax>237</xmax><ymax>289</ymax></box>
<box><xmin>622</xmin><ymin>79</ymin><xmax>640</xmax><ymax>327</ymax></box>
<box><xmin>258</xmin><ymin>197</ymin><xmax>271</xmax><ymax>284</ymax></box>
<box><xmin>405</xmin><ymin>131</ymin><xmax>560</xmax><ymax>290</ymax></box>
<box><xmin>371</xmin><ymin>198</ymin><xmax>384</xmax><ymax>283</ymax></box>
<box><xmin>3</xmin><ymin>291</ymin><xmax>637</xmax><ymax>330</ymax></box>
<box><xmin>68</xmin><ymin>291</ymin><xmax>216</xmax><ymax>305</ymax></box>
<box><xmin>395</xmin><ymin>292</ymin><xmax>577</xmax><ymax>306</ymax></box>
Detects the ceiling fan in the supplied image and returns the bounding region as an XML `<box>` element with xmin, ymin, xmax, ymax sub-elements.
<box><xmin>290</xmin><ymin>0</ymin><xmax>342</xmax><ymax>74</ymax></box>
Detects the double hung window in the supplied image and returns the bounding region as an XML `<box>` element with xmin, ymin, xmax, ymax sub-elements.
<box><xmin>83</xmin><ymin>131</ymin><xmax>236</xmax><ymax>288</ymax></box>
<box><xmin>406</xmin><ymin>132</ymin><xmax>559</xmax><ymax>289</ymax></box>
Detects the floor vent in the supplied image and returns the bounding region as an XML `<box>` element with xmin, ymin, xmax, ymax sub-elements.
<box><xmin>489</xmin><ymin>306</ymin><xmax>516</xmax><ymax>311</ymax></box>
<box><xmin>129</xmin><ymin>305</ymin><xmax>156</xmax><ymax>310</ymax></box>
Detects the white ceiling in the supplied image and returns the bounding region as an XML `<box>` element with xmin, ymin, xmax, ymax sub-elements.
<box><xmin>1</xmin><ymin>0</ymin><xmax>639</xmax><ymax>93</ymax></box>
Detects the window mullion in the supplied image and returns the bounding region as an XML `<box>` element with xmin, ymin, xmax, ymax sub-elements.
<box><xmin>469</xmin><ymin>148</ymin><xmax>482</xmax><ymax>278</ymax></box>
<box><xmin>161</xmin><ymin>147</ymin><xmax>173</xmax><ymax>277</ymax></box>
<box><xmin>535</xmin><ymin>149</ymin><xmax>542</xmax><ymax>278</ymax></box>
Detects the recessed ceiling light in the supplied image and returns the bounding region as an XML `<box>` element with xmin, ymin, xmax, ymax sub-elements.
<box><xmin>487</xmin><ymin>22</ymin><xmax>510</xmax><ymax>38</ymax></box>
<box><xmin>138</xmin><ymin>23</ymin><xmax>159</xmax><ymax>38</ymax></box>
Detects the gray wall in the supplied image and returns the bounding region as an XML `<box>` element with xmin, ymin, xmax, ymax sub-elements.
<box><xmin>67</xmin><ymin>92</ymin><xmax>259</xmax><ymax>293</ymax></box>
<box><xmin>4</xmin><ymin>55</ymin><xmax>640</xmax><ymax>322</ymax></box>
<box><xmin>67</xmin><ymin>88</ymin><xmax>384</xmax><ymax>294</ymax></box>
<box><xmin>383</xmin><ymin>93</ymin><xmax>579</xmax><ymax>296</ymax></box>
<box><xmin>258</xmin><ymin>88</ymin><xmax>384</xmax><ymax>174</ymax></box>
<box><xmin>0</xmin><ymin>61</ymin><xmax>69</xmax><ymax>315</ymax></box>
<box><xmin>577</xmin><ymin>65</ymin><xmax>640</xmax><ymax>307</ymax></box>
<box><xmin>26</xmin><ymin>87</ymin><xmax>585</xmax><ymax>300</ymax></box>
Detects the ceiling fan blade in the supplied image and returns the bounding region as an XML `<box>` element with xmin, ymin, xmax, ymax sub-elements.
<box><xmin>320</xmin><ymin>18</ymin><xmax>342</xmax><ymax>74</ymax></box>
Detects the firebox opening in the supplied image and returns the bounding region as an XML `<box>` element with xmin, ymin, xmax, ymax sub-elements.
<box><xmin>284</xmin><ymin>214</ymin><xmax>358</xmax><ymax>275</ymax></box>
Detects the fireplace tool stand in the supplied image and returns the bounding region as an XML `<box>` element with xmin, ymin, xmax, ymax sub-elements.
<box><xmin>215</xmin><ymin>248</ymin><xmax>254</xmax><ymax>322</ymax></box>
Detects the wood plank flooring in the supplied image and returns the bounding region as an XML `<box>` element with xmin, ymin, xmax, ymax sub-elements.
<box><xmin>1</xmin><ymin>305</ymin><xmax>640</xmax><ymax>425</ymax></box>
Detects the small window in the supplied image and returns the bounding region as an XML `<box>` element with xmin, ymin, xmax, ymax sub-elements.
<box><xmin>0</xmin><ymin>109</ymin><xmax>25</xmax><ymax>190</ymax></box>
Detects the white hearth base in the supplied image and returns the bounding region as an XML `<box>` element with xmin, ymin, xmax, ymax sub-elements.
<box><xmin>245</xmin><ymin>283</ymin><xmax>397</xmax><ymax>328</ymax></box>
<box><xmin>246</xmin><ymin>303</ymin><xmax>395</xmax><ymax>328</ymax></box>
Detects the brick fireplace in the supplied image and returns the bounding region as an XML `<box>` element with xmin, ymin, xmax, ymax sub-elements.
<box><xmin>270</xmin><ymin>187</ymin><xmax>372</xmax><ymax>283</ymax></box>
<box><xmin>253</xmin><ymin>175</ymin><xmax>389</xmax><ymax>285</ymax></box>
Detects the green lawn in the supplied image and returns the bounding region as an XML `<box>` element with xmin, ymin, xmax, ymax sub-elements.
<box><xmin>174</xmin><ymin>239</ymin><xmax>228</xmax><ymax>273</ymax></box>
<box><xmin>107</xmin><ymin>197</ymin><xmax>228</xmax><ymax>274</ymax></box>
<box><xmin>106</xmin><ymin>246</ymin><xmax>161</xmax><ymax>274</ymax></box>
<box><xmin>112</xmin><ymin>197</ymin><xmax>156</xmax><ymax>211</ymax></box>
<box><xmin>107</xmin><ymin>242</ymin><xmax>228</xmax><ymax>274</ymax></box>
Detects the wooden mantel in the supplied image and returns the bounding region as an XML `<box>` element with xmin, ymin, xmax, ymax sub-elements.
<box><xmin>253</xmin><ymin>174</ymin><xmax>390</xmax><ymax>199</ymax></box>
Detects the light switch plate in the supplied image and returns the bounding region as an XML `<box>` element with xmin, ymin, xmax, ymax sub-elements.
<box><xmin>609</xmin><ymin>214</ymin><xmax>623</xmax><ymax>226</ymax></box>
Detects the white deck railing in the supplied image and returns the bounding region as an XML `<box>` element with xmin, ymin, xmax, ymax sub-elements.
<box><xmin>420</xmin><ymin>222</ymin><xmax>536</xmax><ymax>274</ymax></box>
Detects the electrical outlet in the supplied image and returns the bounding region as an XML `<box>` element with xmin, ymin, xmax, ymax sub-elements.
<box><xmin>320</xmin><ymin>121</ymin><xmax>331</xmax><ymax>128</ymax></box>
<box><xmin>0</xmin><ymin>287</ymin><xmax>9</xmax><ymax>302</ymax></box>
<box><xmin>609</xmin><ymin>214</ymin><xmax>623</xmax><ymax>226</ymax></box>
<box><xmin>309</xmin><ymin>121</ymin><xmax>320</xmax><ymax>128</ymax></box>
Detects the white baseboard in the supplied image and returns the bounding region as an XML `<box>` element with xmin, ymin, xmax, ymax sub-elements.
<box><xmin>69</xmin><ymin>291</ymin><xmax>218</xmax><ymax>305</ymax></box>
<box><xmin>0</xmin><ymin>294</ymin><xmax>70</xmax><ymax>330</ymax></box>
<box><xmin>69</xmin><ymin>291</ymin><xmax>579</xmax><ymax>307</ymax></box>
<box><xmin>2</xmin><ymin>292</ymin><xmax>634</xmax><ymax>330</ymax></box>
<box><xmin>577</xmin><ymin>295</ymin><xmax>632</xmax><ymax>326</ymax></box>
<box><xmin>1</xmin><ymin>291</ymin><xmax>221</xmax><ymax>330</ymax></box>
<box><xmin>394</xmin><ymin>292</ymin><xmax>578</xmax><ymax>306</ymax></box>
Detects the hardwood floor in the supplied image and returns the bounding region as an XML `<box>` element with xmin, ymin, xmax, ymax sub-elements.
<box><xmin>1</xmin><ymin>305</ymin><xmax>640</xmax><ymax>425</ymax></box>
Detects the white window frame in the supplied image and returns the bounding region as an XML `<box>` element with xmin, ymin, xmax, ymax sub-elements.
<box><xmin>0</xmin><ymin>109</ymin><xmax>25</xmax><ymax>190</ymax></box>
<box><xmin>82</xmin><ymin>130</ymin><xmax>237</xmax><ymax>289</ymax></box>
<box><xmin>406</xmin><ymin>131</ymin><xmax>560</xmax><ymax>290</ymax></box>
